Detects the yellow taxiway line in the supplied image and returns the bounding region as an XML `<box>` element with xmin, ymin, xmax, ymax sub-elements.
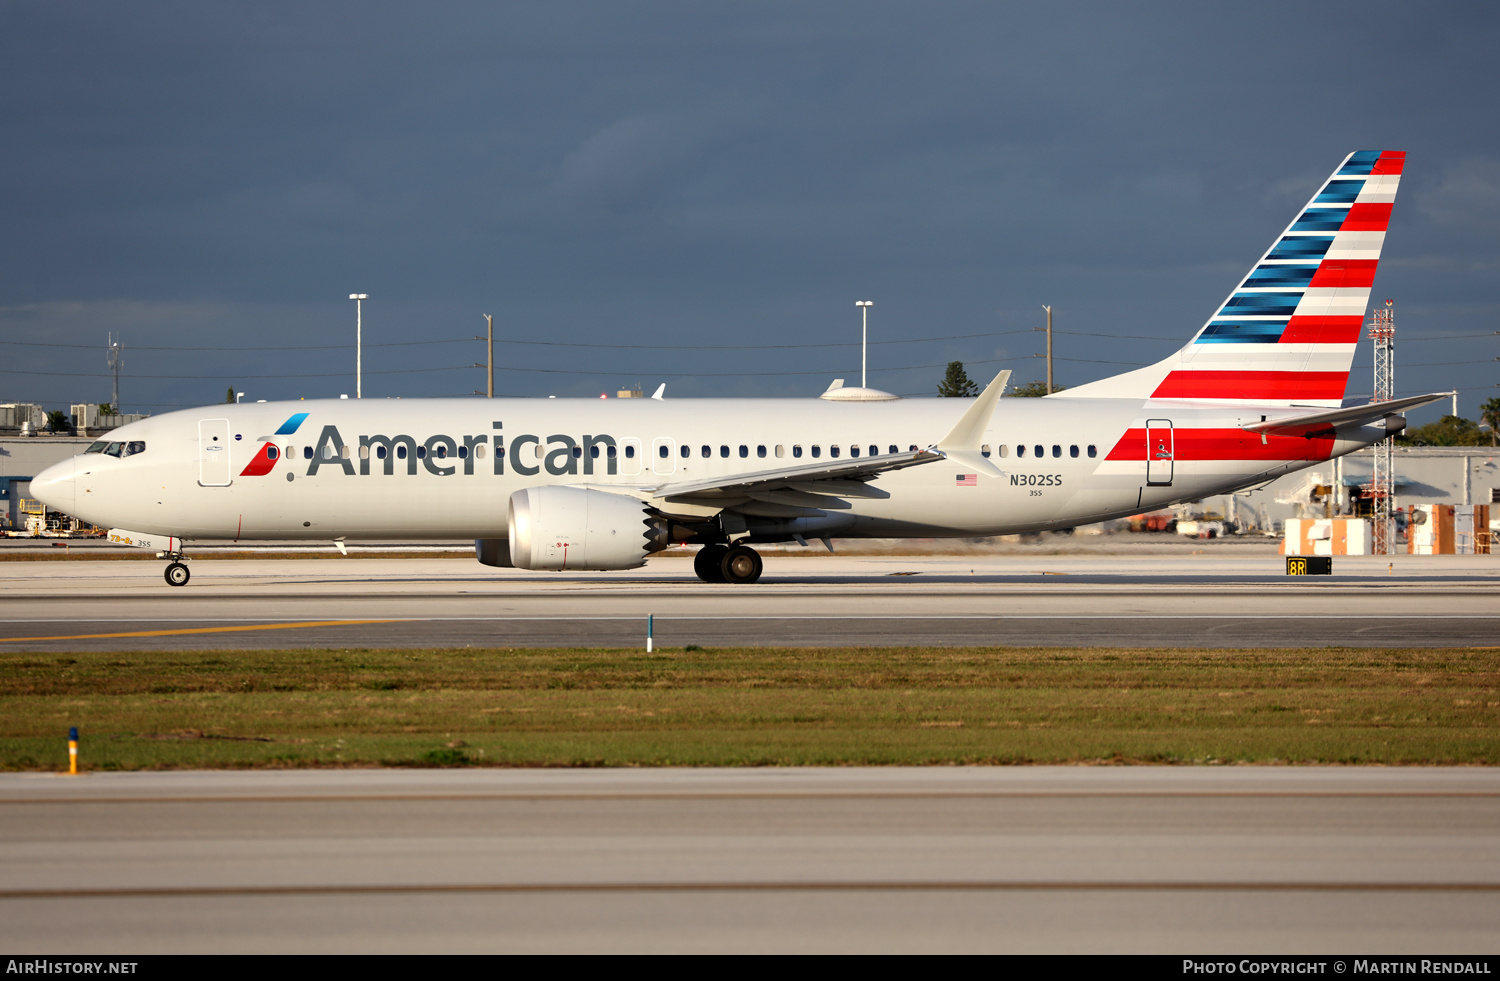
<box><xmin>0</xmin><ymin>619</ymin><xmax>411</xmax><ymax>643</ymax></box>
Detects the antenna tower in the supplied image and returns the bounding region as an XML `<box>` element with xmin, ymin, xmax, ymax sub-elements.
<box><xmin>107</xmin><ymin>333</ymin><xmax>124</xmax><ymax>413</ymax></box>
<box><xmin>1367</xmin><ymin>301</ymin><xmax>1395</xmax><ymax>554</ymax></box>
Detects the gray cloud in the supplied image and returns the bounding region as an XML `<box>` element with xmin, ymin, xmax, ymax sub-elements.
<box><xmin>1</xmin><ymin>1</ymin><xmax>1497</xmax><ymax>419</ymax></box>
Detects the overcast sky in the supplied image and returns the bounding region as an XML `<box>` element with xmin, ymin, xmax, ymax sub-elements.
<box><xmin>3</xmin><ymin>1</ymin><xmax>1497</xmax><ymax>423</ymax></box>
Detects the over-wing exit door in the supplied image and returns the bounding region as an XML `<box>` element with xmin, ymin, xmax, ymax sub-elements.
<box><xmin>1145</xmin><ymin>419</ymin><xmax>1174</xmax><ymax>486</ymax></box>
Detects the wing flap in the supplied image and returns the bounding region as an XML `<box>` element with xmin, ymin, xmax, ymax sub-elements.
<box><xmin>649</xmin><ymin>448</ymin><xmax>941</xmax><ymax>499</ymax></box>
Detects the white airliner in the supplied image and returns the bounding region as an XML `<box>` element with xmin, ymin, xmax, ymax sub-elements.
<box><xmin>32</xmin><ymin>151</ymin><xmax>1445</xmax><ymax>586</ymax></box>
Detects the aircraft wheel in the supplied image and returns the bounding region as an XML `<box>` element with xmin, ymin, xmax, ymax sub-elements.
<box><xmin>720</xmin><ymin>545</ymin><xmax>763</xmax><ymax>584</ymax></box>
<box><xmin>164</xmin><ymin>562</ymin><xmax>190</xmax><ymax>587</ymax></box>
<box><xmin>694</xmin><ymin>544</ymin><xmax>727</xmax><ymax>583</ymax></box>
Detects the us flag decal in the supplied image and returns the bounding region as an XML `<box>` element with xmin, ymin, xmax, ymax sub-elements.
<box><xmin>956</xmin><ymin>474</ymin><xmax>977</xmax><ymax>486</ymax></box>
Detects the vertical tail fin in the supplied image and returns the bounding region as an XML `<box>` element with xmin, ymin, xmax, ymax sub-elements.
<box><xmin>1059</xmin><ymin>151</ymin><xmax>1404</xmax><ymax>406</ymax></box>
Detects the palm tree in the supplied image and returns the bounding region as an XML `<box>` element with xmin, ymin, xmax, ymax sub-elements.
<box><xmin>1480</xmin><ymin>397</ymin><xmax>1500</xmax><ymax>447</ymax></box>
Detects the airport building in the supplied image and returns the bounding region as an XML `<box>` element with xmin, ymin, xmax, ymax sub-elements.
<box><xmin>0</xmin><ymin>402</ymin><xmax>148</xmax><ymax>533</ymax></box>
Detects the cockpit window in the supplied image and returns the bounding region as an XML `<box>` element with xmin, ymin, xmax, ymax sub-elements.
<box><xmin>91</xmin><ymin>440</ymin><xmax>145</xmax><ymax>457</ymax></box>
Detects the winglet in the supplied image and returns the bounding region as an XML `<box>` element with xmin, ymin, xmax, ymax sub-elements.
<box><xmin>934</xmin><ymin>369</ymin><xmax>1009</xmax><ymax>477</ymax></box>
<box><xmin>651</xmin><ymin>383</ymin><xmax>666</xmax><ymax>401</ymax></box>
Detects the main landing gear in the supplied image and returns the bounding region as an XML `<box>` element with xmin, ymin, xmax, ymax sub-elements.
<box><xmin>693</xmin><ymin>543</ymin><xmax>763</xmax><ymax>584</ymax></box>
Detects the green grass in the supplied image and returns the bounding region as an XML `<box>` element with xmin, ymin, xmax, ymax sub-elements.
<box><xmin>0</xmin><ymin>646</ymin><xmax>1496</xmax><ymax>769</ymax></box>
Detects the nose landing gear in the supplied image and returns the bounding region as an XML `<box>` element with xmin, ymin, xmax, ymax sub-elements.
<box><xmin>157</xmin><ymin>546</ymin><xmax>190</xmax><ymax>587</ymax></box>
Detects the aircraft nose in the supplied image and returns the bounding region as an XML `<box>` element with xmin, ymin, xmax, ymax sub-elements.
<box><xmin>30</xmin><ymin>457</ymin><xmax>77</xmax><ymax>515</ymax></box>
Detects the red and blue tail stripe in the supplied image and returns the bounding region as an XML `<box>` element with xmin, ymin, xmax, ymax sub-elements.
<box><xmin>1060</xmin><ymin>151</ymin><xmax>1403</xmax><ymax>407</ymax></box>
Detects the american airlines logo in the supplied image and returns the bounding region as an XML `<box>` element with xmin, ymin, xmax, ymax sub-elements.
<box><xmin>240</xmin><ymin>415</ymin><xmax>622</xmax><ymax>479</ymax></box>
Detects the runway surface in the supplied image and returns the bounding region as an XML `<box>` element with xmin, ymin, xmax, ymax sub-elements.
<box><xmin>1</xmin><ymin>767</ymin><xmax>1495</xmax><ymax>953</ymax></box>
<box><xmin>2</xmin><ymin>553</ymin><xmax>1498</xmax><ymax>650</ymax></box>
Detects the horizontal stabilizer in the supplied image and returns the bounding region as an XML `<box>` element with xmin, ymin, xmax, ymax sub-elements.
<box><xmin>1241</xmin><ymin>392</ymin><xmax>1451</xmax><ymax>438</ymax></box>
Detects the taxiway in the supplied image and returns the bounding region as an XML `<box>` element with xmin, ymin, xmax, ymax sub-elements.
<box><xmin>1</xmin><ymin>552</ymin><xmax>1497</xmax><ymax>650</ymax></box>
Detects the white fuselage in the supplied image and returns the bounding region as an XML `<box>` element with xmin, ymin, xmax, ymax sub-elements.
<box><xmin>33</xmin><ymin>394</ymin><xmax>1370</xmax><ymax>543</ymax></box>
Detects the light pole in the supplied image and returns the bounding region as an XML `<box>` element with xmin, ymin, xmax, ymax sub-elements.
<box><xmin>484</xmin><ymin>314</ymin><xmax>493</xmax><ymax>398</ymax></box>
<box><xmin>349</xmin><ymin>294</ymin><xmax>367</xmax><ymax>398</ymax></box>
<box><xmin>1040</xmin><ymin>305</ymin><xmax>1053</xmax><ymax>394</ymax></box>
<box><xmin>855</xmin><ymin>301</ymin><xmax>874</xmax><ymax>389</ymax></box>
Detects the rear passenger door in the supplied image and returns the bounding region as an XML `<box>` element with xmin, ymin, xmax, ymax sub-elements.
<box><xmin>1145</xmin><ymin>419</ymin><xmax>1173</xmax><ymax>487</ymax></box>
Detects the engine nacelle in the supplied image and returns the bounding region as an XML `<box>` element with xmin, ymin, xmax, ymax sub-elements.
<box><xmin>507</xmin><ymin>486</ymin><xmax>666</xmax><ymax>571</ymax></box>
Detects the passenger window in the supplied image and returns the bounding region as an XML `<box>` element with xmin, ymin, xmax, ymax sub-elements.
<box><xmin>869</xmin><ymin>445</ymin><xmax>878</xmax><ymax>457</ymax></box>
<box><xmin>625</xmin><ymin>445</ymin><xmax>635</xmax><ymax>459</ymax></box>
<box><xmin>497</xmin><ymin>446</ymin><xmax>506</xmax><ymax>458</ymax></box>
<box><xmin>1034</xmin><ymin>445</ymin><xmax>1043</xmax><ymax>458</ymax></box>
<box><xmin>304</xmin><ymin>446</ymin><xmax>314</xmax><ymax>460</ymax></box>
<box><xmin>850</xmin><ymin>446</ymin><xmax>859</xmax><ymax>458</ymax></box>
<box><xmin>1069</xmin><ymin>445</ymin><xmax>1079</xmax><ymax>458</ymax></box>
<box><xmin>268</xmin><ymin>445</ymin><xmax>280</xmax><ymax>460</ymax></box>
<box><xmin>590</xmin><ymin>445</ymin><xmax>600</xmax><ymax>459</ymax></box>
<box><xmin>607</xmin><ymin>446</ymin><xmax>616</xmax><ymax>458</ymax></box>
<box><xmin>908</xmin><ymin>445</ymin><xmax>918</xmax><ymax>452</ymax></box>
<box><xmin>701</xmin><ymin>445</ymin><xmax>710</xmax><ymax>458</ymax></box>
<box><xmin>376</xmin><ymin>446</ymin><xmax>388</xmax><ymax>460</ymax></box>
<box><xmin>286</xmin><ymin>445</ymin><xmax>295</xmax><ymax>459</ymax></box>
<box><xmin>321</xmin><ymin>444</ymin><xmax>334</xmax><ymax>460</ymax></box>
<box><xmin>457</xmin><ymin>446</ymin><xmax>468</xmax><ymax>459</ymax></box>
<box><xmin>416</xmin><ymin>446</ymin><xmax>427</xmax><ymax>459</ymax></box>
<box><xmin>396</xmin><ymin>446</ymin><xmax>407</xmax><ymax>460</ymax></box>
<box><xmin>720</xmin><ymin>445</ymin><xmax>729</xmax><ymax>458</ymax></box>
<box><xmin>356</xmin><ymin>445</ymin><xmax>366</xmax><ymax>460</ymax></box>
<box><xmin>775</xmin><ymin>445</ymin><xmax>785</xmax><ymax>458</ymax></box>
<box><xmin>680</xmin><ymin>444</ymin><xmax>689</xmax><ymax>458</ymax></box>
<box><xmin>1087</xmin><ymin>445</ymin><xmax>1097</xmax><ymax>458</ymax></box>
<box><xmin>830</xmin><ymin>446</ymin><xmax>840</xmax><ymax>458</ymax></box>
<box><xmin>1017</xmin><ymin>445</ymin><xmax>1027</xmax><ymax>458</ymax></box>
<box><xmin>980</xmin><ymin>444</ymin><xmax>990</xmax><ymax>458</ymax></box>
<box><xmin>811</xmin><ymin>445</ymin><xmax>822</xmax><ymax>458</ymax></box>
<box><xmin>1052</xmin><ymin>445</ymin><xmax>1061</xmax><ymax>458</ymax></box>
<box><xmin>571</xmin><ymin>446</ymin><xmax>582</xmax><ymax>458</ymax></box>
<box><xmin>658</xmin><ymin>444</ymin><xmax>669</xmax><ymax>459</ymax></box>
<box><xmin>341</xmin><ymin>444</ymin><xmax>351</xmax><ymax>459</ymax></box>
<box><xmin>757</xmin><ymin>445</ymin><xmax>767</xmax><ymax>458</ymax></box>
<box><xmin>475</xmin><ymin>445</ymin><xmax>486</xmax><ymax>459</ymax></box>
<box><xmin>793</xmin><ymin>445</ymin><xmax>803</xmax><ymax>458</ymax></box>
<box><xmin>889</xmin><ymin>445</ymin><xmax>898</xmax><ymax>454</ymax></box>
<box><xmin>997</xmin><ymin>445</ymin><xmax>1009</xmax><ymax>458</ymax></box>
<box><xmin>739</xmin><ymin>445</ymin><xmax>748</xmax><ymax>458</ymax></box>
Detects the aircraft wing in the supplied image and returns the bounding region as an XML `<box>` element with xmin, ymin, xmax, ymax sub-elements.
<box><xmin>648</xmin><ymin>449</ymin><xmax>942</xmax><ymax>513</ymax></box>
<box><xmin>644</xmin><ymin>368</ymin><xmax>1009</xmax><ymax>517</ymax></box>
<box><xmin>1240</xmin><ymin>392</ymin><xmax>1452</xmax><ymax>439</ymax></box>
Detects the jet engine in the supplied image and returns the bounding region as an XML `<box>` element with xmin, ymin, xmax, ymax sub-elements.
<box><xmin>507</xmin><ymin>486</ymin><xmax>668</xmax><ymax>571</ymax></box>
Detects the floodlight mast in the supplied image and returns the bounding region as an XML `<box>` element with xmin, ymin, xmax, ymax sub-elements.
<box><xmin>349</xmin><ymin>294</ymin><xmax>368</xmax><ymax>398</ymax></box>
<box><xmin>855</xmin><ymin>301</ymin><xmax>874</xmax><ymax>388</ymax></box>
